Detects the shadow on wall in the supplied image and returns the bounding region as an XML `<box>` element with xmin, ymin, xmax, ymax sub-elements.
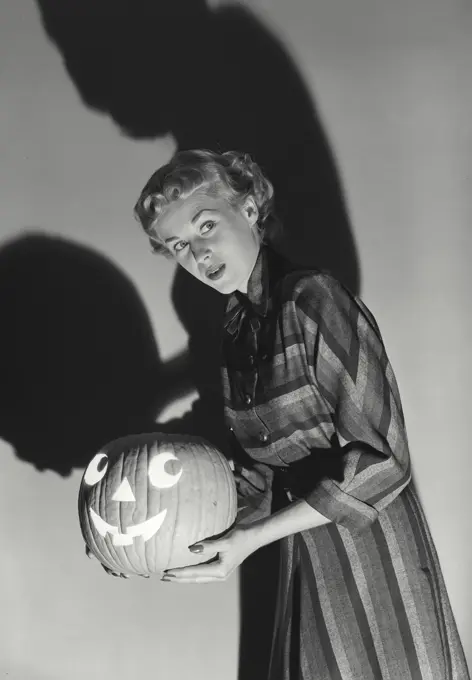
<box><xmin>35</xmin><ymin>2</ymin><xmax>361</xmax><ymax>678</ymax></box>
<box><xmin>0</xmin><ymin>232</ymin><xmax>198</xmax><ymax>475</ymax></box>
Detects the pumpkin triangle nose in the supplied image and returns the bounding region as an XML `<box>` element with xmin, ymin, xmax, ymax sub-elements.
<box><xmin>111</xmin><ymin>478</ymin><xmax>135</xmax><ymax>502</ymax></box>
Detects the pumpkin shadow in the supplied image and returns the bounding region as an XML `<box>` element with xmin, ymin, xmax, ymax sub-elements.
<box><xmin>35</xmin><ymin>2</ymin><xmax>361</xmax><ymax>677</ymax></box>
<box><xmin>0</xmin><ymin>231</ymin><xmax>195</xmax><ymax>477</ymax></box>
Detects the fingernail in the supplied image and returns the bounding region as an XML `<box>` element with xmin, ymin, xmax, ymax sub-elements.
<box><xmin>189</xmin><ymin>544</ymin><xmax>203</xmax><ymax>553</ymax></box>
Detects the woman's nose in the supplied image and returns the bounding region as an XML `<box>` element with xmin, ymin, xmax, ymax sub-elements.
<box><xmin>193</xmin><ymin>243</ymin><xmax>212</xmax><ymax>264</ymax></box>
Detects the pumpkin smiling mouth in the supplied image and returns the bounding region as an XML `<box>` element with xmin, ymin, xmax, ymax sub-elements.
<box><xmin>89</xmin><ymin>507</ymin><xmax>168</xmax><ymax>546</ymax></box>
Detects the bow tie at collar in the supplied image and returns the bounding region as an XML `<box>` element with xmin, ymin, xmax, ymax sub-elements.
<box><xmin>223</xmin><ymin>245</ymin><xmax>272</xmax><ymax>338</ymax></box>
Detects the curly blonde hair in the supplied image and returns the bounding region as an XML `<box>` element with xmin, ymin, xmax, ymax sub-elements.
<box><xmin>133</xmin><ymin>149</ymin><xmax>281</xmax><ymax>257</ymax></box>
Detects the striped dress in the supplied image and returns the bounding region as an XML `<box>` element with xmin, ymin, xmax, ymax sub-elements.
<box><xmin>221</xmin><ymin>244</ymin><xmax>469</xmax><ymax>680</ymax></box>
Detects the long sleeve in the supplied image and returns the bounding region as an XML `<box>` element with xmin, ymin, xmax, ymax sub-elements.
<box><xmin>294</xmin><ymin>273</ymin><xmax>411</xmax><ymax>533</ymax></box>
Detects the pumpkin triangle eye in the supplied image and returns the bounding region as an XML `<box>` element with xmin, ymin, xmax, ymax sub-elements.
<box><xmin>84</xmin><ymin>453</ymin><xmax>109</xmax><ymax>486</ymax></box>
<box><xmin>112</xmin><ymin>478</ymin><xmax>135</xmax><ymax>502</ymax></box>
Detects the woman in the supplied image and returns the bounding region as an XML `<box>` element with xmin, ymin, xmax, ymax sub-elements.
<box><xmin>134</xmin><ymin>149</ymin><xmax>469</xmax><ymax>680</ymax></box>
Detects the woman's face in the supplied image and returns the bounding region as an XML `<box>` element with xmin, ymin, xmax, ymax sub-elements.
<box><xmin>153</xmin><ymin>190</ymin><xmax>261</xmax><ymax>294</ymax></box>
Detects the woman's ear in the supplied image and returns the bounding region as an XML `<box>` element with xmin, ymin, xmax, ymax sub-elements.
<box><xmin>241</xmin><ymin>196</ymin><xmax>259</xmax><ymax>227</ymax></box>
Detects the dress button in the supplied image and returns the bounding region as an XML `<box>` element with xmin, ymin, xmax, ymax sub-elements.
<box><xmin>259</xmin><ymin>432</ymin><xmax>269</xmax><ymax>444</ymax></box>
<box><xmin>248</xmin><ymin>355</ymin><xmax>255</xmax><ymax>366</ymax></box>
<box><xmin>244</xmin><ymin>394</ymin><xmax>252</xmax><ymax>406</ymax></box>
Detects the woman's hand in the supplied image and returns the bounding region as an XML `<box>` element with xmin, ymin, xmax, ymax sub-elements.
<box><xmin>229</xmin><ymin>458</ymin><xmax>267</xmax><ymax>507</ymax></box>
<box><xmin>161</xmin><ymin>524</ymin><xmax>256</xmax><ymax>584</ymax></box>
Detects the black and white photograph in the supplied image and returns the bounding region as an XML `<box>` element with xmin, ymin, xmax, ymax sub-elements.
<box><xmin>0</xmin><ymin>1</ymin><xmax>470</xmax><ymax>679</ymax></box>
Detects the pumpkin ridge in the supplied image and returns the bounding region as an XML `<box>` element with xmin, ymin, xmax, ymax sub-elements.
<box><xmin>172</xmin><ymin>444</ymin><xmax>185</xmax><ymax>569</ymax></box>
<box><xmin>125</xmin><ymin>446</ymin><xmax>141</xmax><ymax>575</ymax></box>
<box><xmin>111</xmin><ymin>448</ymin><xmax>128</xmax><ymax>572</ymax></box>
<box><xmin>210</xmin><ymin>446</ymin><xmax>221</xmax><ymax>543</ymax></box>
<box><xmin>143</xmin><ymin>441</ymin><xmax>151</xmax><ymax>574</ymax></box>
<box><xmin>102</xmin><ymin>448</ymin><xmax>118</xmax><ymax>572</ymax></box>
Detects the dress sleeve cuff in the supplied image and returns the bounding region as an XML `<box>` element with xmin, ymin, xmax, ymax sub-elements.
<box><xmin>303</xmin><ymin>478</ymin><xmax>379</xmax><ymax>533</ymax></box>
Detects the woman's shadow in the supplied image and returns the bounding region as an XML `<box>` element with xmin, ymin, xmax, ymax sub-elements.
<box><xmin>0</xmin><ymin>231</ymin><xmax>203</xmax><ymax>475</ymax></box>
<box><xmin>35</xmin><ymin>2</ymin><xmax>361</xmax><ymax>678</ymax></box>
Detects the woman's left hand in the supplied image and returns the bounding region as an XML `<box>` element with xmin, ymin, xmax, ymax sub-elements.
<box><xmin>161</xmin><ymin>524</ymin><xmax>256</xmax><ymax>584</ymax></box>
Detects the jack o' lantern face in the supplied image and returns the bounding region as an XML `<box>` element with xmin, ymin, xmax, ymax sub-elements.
<box><xmin>79</xmin><ymin>433</ymin><xmax>237</xmax><ymax>577</ymax></box>
<box><xmin>83</xmin><ymin>450</ymin><xmax>183</xmax><ymax>547</ymax></box>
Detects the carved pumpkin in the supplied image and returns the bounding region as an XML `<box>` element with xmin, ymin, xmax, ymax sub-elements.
<box><xmin>78</xmin><ymin>432</ymin><xmax>237</xmax><ymax>577</ymax></box>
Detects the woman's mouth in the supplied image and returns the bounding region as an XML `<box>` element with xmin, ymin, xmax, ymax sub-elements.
<box><xmin>206</xmin><ymin>264</ymin><xmax>226</xmax><ymax>281</ymax></box>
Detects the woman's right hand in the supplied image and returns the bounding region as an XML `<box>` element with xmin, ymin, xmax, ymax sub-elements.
<box><xmin>228</xmin><ymin>459</ymin><xmax>268</xmax><ymax>506</ymax></box>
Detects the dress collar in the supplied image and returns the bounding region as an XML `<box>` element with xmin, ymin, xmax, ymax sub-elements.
<box><xmin>223</xmin><ymin>244</ymin><xmax>281</xmax><ymax>336</ymax></box>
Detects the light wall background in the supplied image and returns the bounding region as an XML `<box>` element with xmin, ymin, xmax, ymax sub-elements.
<box><xmin>1</xmin><ymin>0</ymin><xmax>470</xmax><ymax>678</ymax></box>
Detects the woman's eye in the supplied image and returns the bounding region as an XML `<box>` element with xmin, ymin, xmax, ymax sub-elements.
<box><xmin>200</xmin><ymin>220</ymin><xmax>216</xmax><ymax>234</ymax></box>
<box><xmin>172</xmin><ymin>221</ymin><xmax>214</xmax><ymax>255</ymax></box>
<box><xmin>174</xmin><ymin>240</ymin><xmax>188</xmax><ymax>253</ymax></box>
